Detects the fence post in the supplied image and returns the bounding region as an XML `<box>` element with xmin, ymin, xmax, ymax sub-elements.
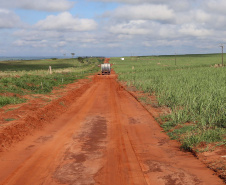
<box><xmin>49</xmin><ymin>66</ymin><xmax>52</xmax><ymax>74</ymax></box>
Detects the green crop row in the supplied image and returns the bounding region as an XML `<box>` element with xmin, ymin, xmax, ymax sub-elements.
<box><xmin>112</xmin><ymin>54</ymin><xmax>226</xmax><ymax>151</ymax></box>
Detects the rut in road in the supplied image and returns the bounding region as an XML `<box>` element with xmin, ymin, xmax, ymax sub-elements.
<box><xmin>0</xmin><ymin>73</ymin><xmax>224</xmax><ymax>185</ymax></box>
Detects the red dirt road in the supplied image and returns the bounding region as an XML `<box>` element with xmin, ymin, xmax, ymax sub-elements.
<box><xmin>0</xmin><ymin>70</ymin><xmax>224</xmax><ymax>184</ymax></box>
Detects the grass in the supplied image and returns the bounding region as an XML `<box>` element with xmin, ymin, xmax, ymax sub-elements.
<box><xmin>0</xmin><ymin>58</ymin><xmax>81</xmax><ymax>72</ymax></box>
<box><xmin>0</xmin><ymin>57</ymin><xmax>103</xmax><ymax>107</ymax></box>
<box><xmin>181</xmin><ymin>128</ymin><xmax>225</xmax><ymax>151</ymax></box>
<box><xmin>0</xmin><ymin>96</ymin><xmax>26</xmax><ymax>107</ymax></box>
<box><xmin>112</xmin><ymin>54</ymin><xmax>226</xmax><ymax>151</ymax></box>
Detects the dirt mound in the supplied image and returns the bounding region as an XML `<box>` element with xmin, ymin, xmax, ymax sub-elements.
<box><xmin>0</xmin><ymin>78</ymin><xmax>92</xmax><ymax>151</ymax></box>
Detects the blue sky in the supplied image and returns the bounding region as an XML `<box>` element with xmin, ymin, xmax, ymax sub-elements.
<box><xmin>15</xmin><ymin>1</ymin><xmax>119</xmax><ymax>24</ymax></box>
<box><xmin>0</xmin><ymin>0</ymin><xmax>226</xmax><ymax>57</ymax></box>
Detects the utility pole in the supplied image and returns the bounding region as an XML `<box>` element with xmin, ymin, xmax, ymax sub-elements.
<box><xmin>175</xmin><ymin>53</ymin><xmax>177</xmax><ymax>65</ymax></box>
<box><xmin>220</xmin><ymin>44</ymin><xmax>224</xmax><ymax>66</ymax></box>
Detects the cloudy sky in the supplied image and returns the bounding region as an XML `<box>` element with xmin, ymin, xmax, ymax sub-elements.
<box><xmin>0</xmin><ymin>0</ymin><xmax>226</xmax><ymax>57</ymax></box>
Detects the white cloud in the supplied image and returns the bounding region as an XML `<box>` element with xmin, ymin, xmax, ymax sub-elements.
<box><xmin>108</xmin><ymin>20</ymin><xmax>151</xmax><ymax>35</ymax></box>
<box><xmin>168</xmin><ymin>1</ymin><xmax>191</xmax><ymax>11</ymax></box>
<box><xmin>174</xmin><ymin>9</ymin><xmax>211</xmax><ymax>26</ymax></box>
<box><xmin>0</xmin><ymin>0</ymin><xmax>74</xmax><ymax>12</ymax></box>
<box><xmin>53</xmin><ymin>41</ymin><xmax>66</xmax><ymax>48</ymax></box>
<box><xmin>106</xmin><ymin>4</ymin><xmax>175</xmax><ymax>22</ymax></box>
<box><xmin>158</xmin><ymin>25</ymin><xmax>178</xmax><ymax>38</ymax></box>
<box><xmin>179</xmin><ymin>24</ymin><xmax>212</xmax><ymax>37</ymax></box>
<box><xmin>35</xmin><ymin>12</ymin><xmax>97</xmax><ymax>31</ymax></box>
<box><xmin>106</xmin><ymin>43</ymin><xmax>120</xmax><ymax>48</ymax></box>
<box><xmin>0</xmin><ymin>9</ymin><xmax>22</xmax><ymax>28</ymax></box>
<box><xmin>3</xmin><ymin>0</ymin><xmax>226</xmax><ymax>56</ymax></box>
<box><xmin>13</xmin><ymin>29</ymin><xmax>63</xmax><ymax>42</ymax></box>
<box><xmin>204</xmin><ymin>0</ymin><xmax>226</xmax><ymax>14</ymax></box>
<box><xmin>64</xmin><ymin>32</ymin><xmax>99</xmax><ymax>44</ymax></box>
<box><xmin>14</xmin><ymin>39</ymin><xmax>48</xmax><ymax>48</ymax></box>
<box><xmin>89</xmin><ymin>0</ymin><xmax>170</xmax><ymax>4</ymax></box>
<box><xmin>193</xmin><ymin>10</ymin><xmax>211</xmax><ymax>23</ymax></box>
<box><xmin>12</xmin><ymin>28</ymin><xmax>100</xmax><ymax>51</ymax></box>
<box><xmin>142</xmin><ymin>39</ymin><xmax>189</xmax><ymax>48</ymax></box>
<box><xmin>90</xmin><ymin>0</ymin><xmax>192</xmax><ymax>10</ymax></box>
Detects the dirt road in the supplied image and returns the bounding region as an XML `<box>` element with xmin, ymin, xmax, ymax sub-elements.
<box><xmin>0</xmin><ymin>68</ymin><xmax>224</xmax><ymax>184</ymax></box>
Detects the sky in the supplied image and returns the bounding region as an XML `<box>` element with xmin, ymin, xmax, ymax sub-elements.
<box><xmin>0</xmin><ymin>0</ymin><xmax>226</xmax><ymax>57</ymax></box>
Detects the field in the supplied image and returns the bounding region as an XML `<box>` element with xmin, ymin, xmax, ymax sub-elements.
<box><xmin>112</xmin><ymin>54</ymin><xmax>226</xmax><ymax>151</ymax></box>
<box><xmin>0</xmin><ymin>57</ymin><xmax>225</xmax><ymax>184</ymax></box>
<box><xmin>0</xmin><ymin>57</ymin><xmax>103</xmax><ymax>107</ymax></box>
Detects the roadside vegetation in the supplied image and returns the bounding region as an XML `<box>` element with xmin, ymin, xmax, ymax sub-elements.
<box><xmin>112</xmin><ymin>54</ymin><xmax>226</xmax><ymax>151</ymax></box>
<box><xmin>0</xmin><ymin>57</ymin><xmax>103</xmax><ymax>107</ymax></box>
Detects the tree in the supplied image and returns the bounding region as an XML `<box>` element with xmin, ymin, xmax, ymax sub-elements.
<box><xmin>78</xmin><ymin>57</ymin><xmax>84</xmax><ymax>63</ymax></box>
<box><xmin>71</xmin><ymin>53</ymin><xmax>75</xmax><ymax>58</ymax></box>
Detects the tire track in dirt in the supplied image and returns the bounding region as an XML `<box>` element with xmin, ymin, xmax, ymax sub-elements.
<box><xmin>53</xmin><ymin>116</ymin><xmax>108</xmax><ymax>185</ymax></box>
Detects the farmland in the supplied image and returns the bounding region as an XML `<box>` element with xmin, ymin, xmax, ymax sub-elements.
<box><xmin>0</xmin><ymin>57</ymin><xmax>102</xmax><ymax>107</ymax></box>
<box><xmin>112</xmin><ymin>54</ymin><xmax>226</xmax><ymax>151</ymax></box>
<box><xmin>0</xmin><ymin>57</ymin><xmax>225</xmax><ymax>184</ymax></box>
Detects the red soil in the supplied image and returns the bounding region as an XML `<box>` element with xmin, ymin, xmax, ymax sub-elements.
<box><xmin>0</xmin><ymin>59</ymin><xmax>224</xmax><ymax>185</ymax></box>
<box><xmin>104</xmin><ymin>58</ymin><xmax>110</xmax><ymax>63</ymax></box>
<box><xmin>123</xmin><ymin>83</ymin><xmax>226</xmax><ymax>182</ymax></box>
